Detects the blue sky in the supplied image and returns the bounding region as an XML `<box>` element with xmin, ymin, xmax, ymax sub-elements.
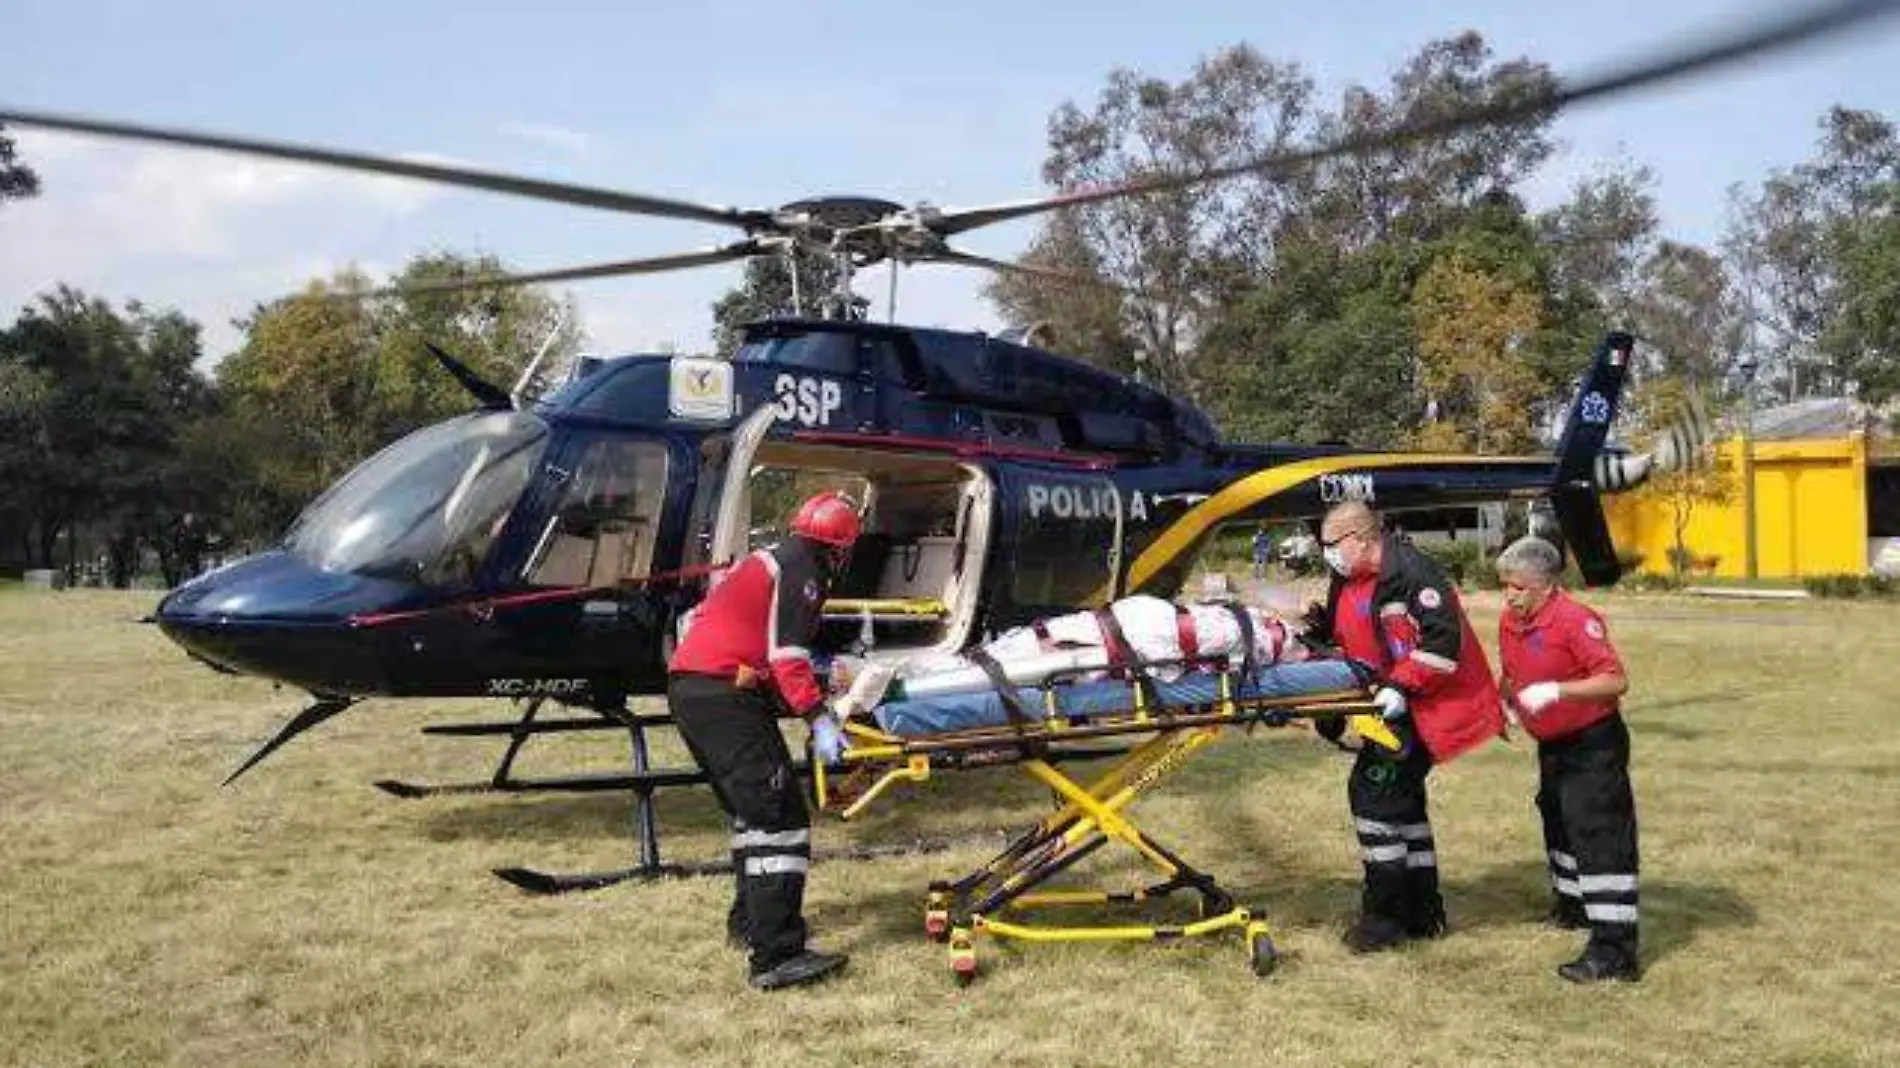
<box><xmin>3</xmin><ymin>0</ymin><xmax>1897</xmax><ymax>363</ymax></box>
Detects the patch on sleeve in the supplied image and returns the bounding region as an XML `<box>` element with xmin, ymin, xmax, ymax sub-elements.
<box><xmin>1417</xmin><ymin>587</ymin><xmax>1442</xmax><ymax>610</ymax></box>
<box><xmin>803</xmin><ymin>579</ymin><xmax>822</xmax><ymax>604</ymax></box>
<box><xmin>1584</xmin><ymin>618</ymin><xmax>1606</xmax><ymax>641</ymax></box>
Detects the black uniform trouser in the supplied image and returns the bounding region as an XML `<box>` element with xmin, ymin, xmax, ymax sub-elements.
<box><xmin>1348</xmin><ymin>718</ymin><xmax>1443</xmax><ymax>930</ymax></box>
<box><xmin>1537</xmin><ymin>713</ymin><xmax>1639</xmax><ymax>957</ymax></box>
<box><xmin>667</xmin><ymin>673</ymin><xmax>812</xmax><ymax>974</ymax></box>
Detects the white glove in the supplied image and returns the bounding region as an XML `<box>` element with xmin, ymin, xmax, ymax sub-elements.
<box><xmin>809</xmin><ymin>709</ymin><xmax>850</xmax><ymax>764</ymax></box>
<box><xmin>1517</xmin><ymin>681</ymin><xmax>1562</xmax><ymax>714</ymax></box>
<box><xmin>1372</xmin><ymin>686</ymin><xmax>1408</xmax><ymax>722</ymax></box>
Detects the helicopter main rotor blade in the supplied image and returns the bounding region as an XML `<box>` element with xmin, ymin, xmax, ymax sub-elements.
<box><xmin>929</xmin><ymin>0</ymin><xmax>1900</xmax><ymax>237</ymax></box>
<box><xmin>0</xmin><ymin>106</ymin><xmax>770</xmax><ymax>230</ymax></box>
<box><xmin>923</xmin><ymin>246</ymin><xmax>1125</xmax><ymax>292</ymax></box>
<box><xmin>333</xmin><ymin>240</ymin><xmax>768</xmax><ymax>301</ymax></box>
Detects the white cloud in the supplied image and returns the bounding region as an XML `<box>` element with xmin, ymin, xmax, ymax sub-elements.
<box><xmin>0</xmin><ymin>129</ymin><xmax>443</xmax><ymax>361</ymax></box>
<box><xmin>498</xmin><ymin>122</ymin><xmax>594</xmax><ymax>157</ymax></box>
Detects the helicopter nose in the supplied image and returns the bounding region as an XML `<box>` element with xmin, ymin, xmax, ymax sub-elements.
<box><xmin>155</xmin><ymin>550</ymin><xmax>412</xmax><ymax>695</ymax></box>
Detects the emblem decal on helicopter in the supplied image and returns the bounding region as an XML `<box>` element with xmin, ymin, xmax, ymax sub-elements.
<box><xmin>668</xmin><ymin>357</ymin><xmax>734</xmax><ymax>421</ymax></box>
<box><xmin>1579</xmin><ymin>391</ymin><xmax>1612</xmax><ymax>425</ymax></box>
<box><xmin>1317</xmin><ymin>473</ymin><xmax>1376</xmax><ymax>504</ymax></box>
<box><xmin>773</xmin><ymin>374</ymin><xmax>843</xmax><ymax>428</ymax></box>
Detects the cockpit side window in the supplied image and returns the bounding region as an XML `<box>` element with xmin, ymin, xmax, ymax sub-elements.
<box><xmin>522</xmin><ymin>436</ymin><xmax>670</xmax><ymax>588</ymax></box>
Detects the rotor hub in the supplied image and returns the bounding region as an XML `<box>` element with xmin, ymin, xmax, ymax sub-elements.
<box><xmin>773</xmin><ymin>196</ymin><xmax>908</xmax><ymax>236</ymax></box>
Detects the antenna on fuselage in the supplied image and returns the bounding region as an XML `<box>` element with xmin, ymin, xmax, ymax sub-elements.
<box><xmin>510</xmin><ymin>304</ymin><xmax>570</xmax><ymax>406</ymax></box>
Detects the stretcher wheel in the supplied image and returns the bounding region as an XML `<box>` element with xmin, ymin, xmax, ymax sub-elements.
<box><xmin>1248</xmin><ymin>930</ymin><xmax>1279</xmax><ymax>978</ymax></box>
<box><xmin>949</xmin><ymin>929</ymin><xmax>978</xmax><ymax>986</ymax></box>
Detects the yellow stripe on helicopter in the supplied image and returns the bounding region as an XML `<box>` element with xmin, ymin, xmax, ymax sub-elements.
<box><xmin>821</xmin><ymin>597</ymin><xmax>948</xmax><ymax>619</ymax></box>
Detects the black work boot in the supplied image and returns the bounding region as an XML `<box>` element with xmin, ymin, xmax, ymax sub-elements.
<box><xmin>1544</xmin><ymin>898</ymin><xmax>1588</xmax><ymax>931</ymax></box>
<box><xmin>749</xmin><ymin>950</ymin><xmax>848</xmax><ymax>991</ymax></box>
<box><xmin>1557</xmin><ymin>942</ymin><xmax>1640</xmax><ymax>984</ymax></box>
<box><xmin>1342</xmin><ymin>914</ymin><xmax>1410</xmax><ymax>954</ymax></box>
<box><xmin>1406</xmin><ymin>899</ymin><xmax>1447</xmax><ymax>939</ymax></box>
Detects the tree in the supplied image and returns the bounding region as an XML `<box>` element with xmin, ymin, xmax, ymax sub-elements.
<box><xmin>0</xmin><ymin>124</ymin><xmax>39</xmax><ymax>205</ymax></box>
<box><xmin>983</xmin><ymin>210</ymin><xmax>1140</xmax><ymax>374</ymax></box>
<box><xmin>1411</xmin><ymin>251</ymin><xmax>1545</xmax><ymax>453</ymax></box>
<box><xmin>0</xmin><ymin>288</ymin><xmax>215</xmax><ymax>580</ymax></box>
<box><xmin>1820</xmin><ymin>181</ymin><xmax>1900</xmax><ymax>405</ymax></box>
<box><xmin>1634</xmin><ymin>378</ymin><xmax>1735</xmax><ymax>583</ymax></box>
<box><xmin>992</xmin><ymin>44</ymin><xmax>1316</xmax><ymax>398</ymax></box>
<box><xmin>1195</xmin><ymin>235</ymin><xmax>1419</xmax><ymax>445</ymax></box>
<box><xmin>1536</xmin><ymin>163</ymin><xmax>1659</xmax><ymax>326</ymax></box>
<box><xmin>1724</xmin><ymin>107</ymin><xmax>1899</xmax><ymax>399</ymax></box>
<box><xmin>712</xmin><ymin>248</ymin><xmax>862</xmax><ymax>357</ymax></box>
<box><xmin>1634</xmin><ymin>242</ymin><xmax>1738</xmax><ymax>383</ymax></box>
<box><xmin>0</xmin><ymin>354</ymin><xmax>52</xmax><ymax>564</ymax></box>
<box><xmin>220</xmin><ymin>253</ymin><xmax>576</xmax><ymax>541</ymax></box>
<box><xmin>994</xmin><ymin>34</ymin><xmax>1568</xmax><ymax>420</ymax></box>
<box><xmin>1294</xmin><ymin>32</ymin><xmax>1559</xmax><ymax>253</ymax></box>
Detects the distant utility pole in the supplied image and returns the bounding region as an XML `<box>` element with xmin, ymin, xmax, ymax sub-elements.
<box><xmin>1739</xmin><ymin>359</ymin><xmax>1759</xmax><ymax>580</ymax></box>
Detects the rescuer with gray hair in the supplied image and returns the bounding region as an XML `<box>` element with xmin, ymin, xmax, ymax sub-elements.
<box><xmin>1495</xmin><ymin>534</ymin><xmax>1641</xmax><ymax>983</ymax></box>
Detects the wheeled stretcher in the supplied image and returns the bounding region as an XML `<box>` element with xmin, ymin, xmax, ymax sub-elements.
<box><xmin>812</xmin><ymin>652</ymin><xmax>1399</xmax><ymax>984</ymax></box>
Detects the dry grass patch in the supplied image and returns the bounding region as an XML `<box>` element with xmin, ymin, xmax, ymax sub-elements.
<box><xmin>3</xmin><ymin>589</ymin><xmax>1899</xmax><ymax>1066</ymax></box>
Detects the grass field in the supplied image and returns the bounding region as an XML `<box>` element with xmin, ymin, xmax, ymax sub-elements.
<box><xmin>4</xmin><ymin>588</ymin><xmax>1900</xmax><ymax>1067</ymax></box>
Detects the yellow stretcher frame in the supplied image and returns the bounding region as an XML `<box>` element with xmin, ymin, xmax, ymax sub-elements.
<box><xmin>811</xmin><ymin>663</ymin><xmax>1396</xmax><ymax>985</ymax></box>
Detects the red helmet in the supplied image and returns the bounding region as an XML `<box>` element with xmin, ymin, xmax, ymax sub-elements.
<box><xmin>790</xmin><ymin>491</ymin><xmax>861</xmax><ymax>548</ymax></box>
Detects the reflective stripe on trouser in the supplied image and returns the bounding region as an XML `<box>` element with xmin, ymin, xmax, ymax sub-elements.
<box><xmin>668</xmin><ymin>674</ymin><xmax>814</xmax><ymax>973</ymax></box>
<box><xmin>1348</xmin><ymin>719</ymin><xmax>1440</xmax><ymax>927</ymax></box>
<box><xmin>1537</xmin><ymin>712</ymin><xmax>1639</xmax><ymax>951</ymax></box>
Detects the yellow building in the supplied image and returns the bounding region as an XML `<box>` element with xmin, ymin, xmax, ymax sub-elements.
<box><xmin>1604</xmin><ymin>416</ymin><xmax>1900</xmax><ymax>579</ymax></box>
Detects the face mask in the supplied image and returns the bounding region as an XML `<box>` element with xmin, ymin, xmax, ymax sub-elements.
<box><xmin>1323</xmin><ymin>545</ymin><xmax>1350</xmax><ymax>577</ymax></box>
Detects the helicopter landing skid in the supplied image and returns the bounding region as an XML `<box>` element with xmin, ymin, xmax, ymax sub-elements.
<box><xmin>491</xmin><ymin>834</ymin><xmax>1000</xmax><ymax>896</ymax></box>
<box><xmin>373</xmin><ymin>697</ymin><xmax>680</xmax><ymax>798</ymax></box>
<box><xmin>376</xmin><ymin>697</ymin><xmax>1061</xmax><ymax>894</ymax></box>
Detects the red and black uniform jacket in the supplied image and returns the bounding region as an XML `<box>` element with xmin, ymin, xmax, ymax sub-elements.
<box><xmin>1315</xmin><ymin>535</ymin><xmax>1503</xmax><ymax>763</ymax></box>
<box><xmin>1498</xmin><ymin>589</ymin><xmax>1625</xmax><ymax>743</ymax></box>
<box><xmin>668</xmin><ymin>539</ymin><xmax>829</xmax><ymax>717</ymax></box>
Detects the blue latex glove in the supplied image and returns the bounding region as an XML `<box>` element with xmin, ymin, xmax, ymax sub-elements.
<box><xmin>1372</xmin><ymin>686</ymin><xmax>1409</xmax><ymax>722</ymax></box>
<box><xmin>810</xmin><ymin>710</ymin><xmax>849</xmax><ymax>764</ymax></box>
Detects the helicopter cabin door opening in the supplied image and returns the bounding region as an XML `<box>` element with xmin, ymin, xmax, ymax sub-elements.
<box><xmin>709</xmin><ymin>438</ymin><xmax>993</xmax><ymax>661</ymax></box>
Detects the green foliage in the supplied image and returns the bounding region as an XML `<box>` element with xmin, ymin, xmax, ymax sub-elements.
<box><xmin>0</xmin><ymin>123</ymin><xmax>38</xmax><ymax>204</ymax></box>
<box><xmin>1411</xmin><ymin>251</ymin><xmax>1545</xmax><ymax>453</ymax></box>
<box><xmin>1725</xmin><ymin>107</ymin><xmax>1898</xmax><ymax>400</ymax></box>
<box><xmin>1196</xmin><ymin>237</ymin><xmax>1418</xmax><ymax>444</ymax></box>
<box><xmin>1620</xmin><ymin>570</ymin><xmax>1681</xmax><ymax>592</ymax></box>
<box><xmin>1820</xmin><ymin>181</ymin><xmax>1900</xmax><ymax>405</ymax></box>
<box><xmin>1412</xmin><ymin>539</ymin><xmax>1488</xmax><ymax>589</ymax></box>
<box><xmin>1804</xmin><ymin>573</ymin><xmax>1900</xmax><ymax>598</ymax></box>
<box><xmin>712</xmin><ymin>248</ymin><xmax>861</xmax><ymax>357</ymax></box>
<box><xmin>0</xmin><ymin>286</ymin><xmax>215</xmax><ymax>582</ymax></box>
<box><xmin>218</xmin><ymin>253</ymin><xmax>576</xmax><ymax>541</ymax></box>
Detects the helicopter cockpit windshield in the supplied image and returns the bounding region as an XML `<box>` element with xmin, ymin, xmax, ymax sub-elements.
<box><xmin>284</xmin><ymin>411</ymin><xmax>551</xmax><ymax>587</ymax></box>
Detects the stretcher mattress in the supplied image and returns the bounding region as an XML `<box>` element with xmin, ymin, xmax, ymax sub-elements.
<box><xmin>870</xmin><ymin>657</ymin><xmax>1372</xmax><ymax>738</ymax></box>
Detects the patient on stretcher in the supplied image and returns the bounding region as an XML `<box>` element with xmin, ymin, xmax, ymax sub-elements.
<box><xmin>828</xmin><ymin>593</ymin><xmax>1370</xmax><ymax>738</ymax></box>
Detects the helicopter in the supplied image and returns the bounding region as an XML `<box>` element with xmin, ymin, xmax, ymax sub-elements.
<box><xmin>2</xmin><ymin>0</ymin><xmax>1889</xmax><ymax>890</ymax></box>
